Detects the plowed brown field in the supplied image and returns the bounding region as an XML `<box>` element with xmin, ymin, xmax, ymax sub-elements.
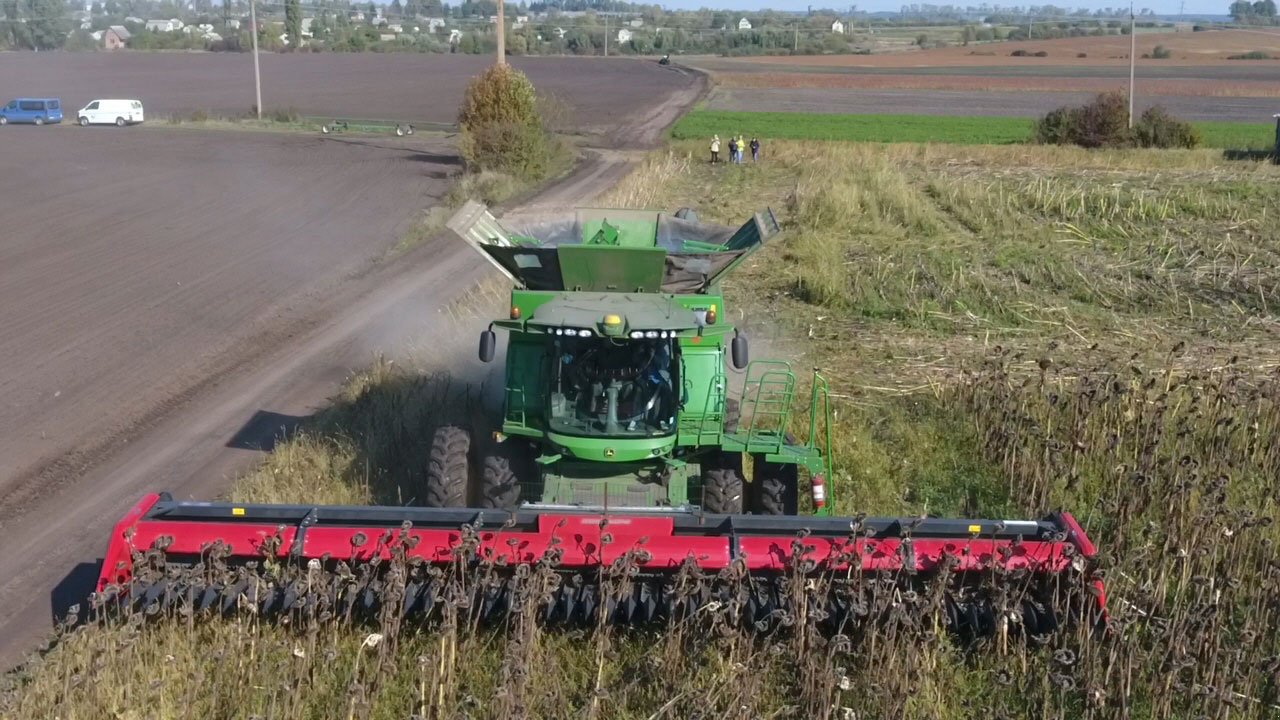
<box><xmin>0</xmin><ymin>53</ymin><xmax>700</xmax><ymax>139</ymax></box>
<box><xmin>714</xmin><ymin>71</ymin><xmax>1280</xmax><ymax>98</ymax></box>
<box><xmin>730</xmin><ymin>29</ymin><xmax>1280</xmax><ymax>67</ymax></box>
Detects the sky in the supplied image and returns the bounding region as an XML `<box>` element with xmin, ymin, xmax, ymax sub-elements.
<box><xmin>651</xmin><ymin>0</ymin><xmax>1233</xmax><ymax>14</ymax></box>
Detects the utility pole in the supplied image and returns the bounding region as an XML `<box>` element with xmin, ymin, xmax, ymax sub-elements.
<box><xmin>250</xmin><ymin>0</ymin><xmax>261</xmax><ymax>119</ymax></box>
<box><xmin>1128</xmin><ymin>0</ymin><xmax>1136</xmax><ymax>127</ymax></box>
<box><xmin>793</xmin><ymin>21</ymin><xmax>798</xmax><ymax>52</ymax></box>
<box><xmin>604</xmin><ymin>14</ymin><xmax>608</xmax><ymax>57</ymax></box>
<box><xmin>1027</xmin><ymin>13</ymin><xmax>1033</xmax><ymax>40</ymax></box>
<box><xmin>496</xmin><ymin>0</ymin><xmax>505</xmax><ymax>64</ymax></box>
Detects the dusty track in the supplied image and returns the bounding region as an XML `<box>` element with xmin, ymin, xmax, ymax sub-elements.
<box><xmin>0</xmin><ymin>62</ymin><xmax>705</xmax><ymax>670</ymax></box>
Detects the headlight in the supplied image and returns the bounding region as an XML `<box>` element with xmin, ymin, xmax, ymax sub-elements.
<box><xmin>629</xmin><ymin>331</ymin><xmax>644</xmax><ymax>339</ymax></box>
<box><xmin>553</xmin><ymin>328</ymin><xmax>563</xmax><ymax>336</ymax></box>
<box><xmin>577</xmin><ymin>329</ymin><xmax>592</xmax><ymax>337</ymax></box>
<box><xmin>644</xmin><ymin>330</ymin><xmax>659</xmax><ymax>339</ymax></box>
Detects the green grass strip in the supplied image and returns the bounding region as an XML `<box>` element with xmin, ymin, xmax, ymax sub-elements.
<box><xmin>672</xmin><ymin>109</ymin><xmax>1276</xmax><ymax>149</ymax></box>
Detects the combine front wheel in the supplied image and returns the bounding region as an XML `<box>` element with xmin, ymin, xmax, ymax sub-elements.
<box><xmin>701</xmin><ymin>460</ymin><xmax>744</xmax><ymax>514</ymax></box>
<box><xmin>424</xmin><ymin>425</ymin><xmax>471</xmax><ymax>507</ymax></box>
<box><xmin>479</xmin><ymin>441</ymin><xmax>529</xmax><ymax>510</ymax></box>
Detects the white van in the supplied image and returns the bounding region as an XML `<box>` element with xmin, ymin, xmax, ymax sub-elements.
<box><xmin>77</xmin><ymin>99</ymin><xmax>145</xmax><ymax>127</ymax></box>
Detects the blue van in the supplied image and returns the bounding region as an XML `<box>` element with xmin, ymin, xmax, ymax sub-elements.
<box><xmin>0</xmin><ymin>98</ymin><xmax>63</xmax><ymax>126</ymax></box>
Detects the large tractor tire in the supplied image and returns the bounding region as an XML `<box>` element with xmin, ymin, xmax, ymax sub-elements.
<box><xmin>701</xmin><ymin>451</ymin><xmax>744</xmax><ymax>514</ymax></box>
<box><xmin>752</xmin><ymin>456</ymin><xmax>799</xmax><ymax>515</ymax></box>
<box><xmin>424</xmin><ymin>425</ymin><xmax>471</xmax><ymax>507</ymax></box>
<box><xmin>479</xmin><ymin>441</ymin><xmax>530</xmax><ymax>510</ymax></box>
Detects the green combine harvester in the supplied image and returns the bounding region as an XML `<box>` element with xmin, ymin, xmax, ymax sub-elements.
<box><xmin>94</xmin><ymin>203</ymin><xmax>1103</xmax><ymax>636</ymax></box>
<box><xmin>440</xmin><ymin>201</ymin><xmax>833</xmax><ymax>516</ymax></box>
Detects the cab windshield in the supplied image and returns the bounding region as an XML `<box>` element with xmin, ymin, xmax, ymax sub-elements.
<box><xmin>548</xmin><ymin>337</ymin><xmax>676</xmax><ymax>438</ymax></box>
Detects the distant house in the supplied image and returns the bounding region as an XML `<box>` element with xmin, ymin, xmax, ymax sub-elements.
<box><xmin>350</xmin><ymin>11</ymin><xmax>365</xmax><ymax>21</ymax></box>
<box><xmin>388</xmin><ymin>23</ymin><xmax>403</xmax><ymax>33</ymax></box>
<box><xmin>300</xmin><ymin>17</ymin><xmax>313</xmax><ymax>37</ymax></box>
<box><xmin>831</xmin><ymin>20</ymin><xmax>845</xmax><ymax>34</ymax></box>
<box><xmin>616</xmin><ymin>27</ymin><xmax>632</xmax><ymax>43</ymax></box>
<box><xmin>513</xmin><ymin>14</ymin><xmax>529</xmax><ymax>28</ymax></box>
<box><xmin>103</xmin><ymin>24</ymin><xmax>130</xmax><ymax>48</ymax></box>
<box><xmin>90</xmin><ymin>29</ymin><xmax>103</xmax><ymax>41</ymax></box>
<box><xmin>552</xmin><ymin>26</ymin><xmax>565</xmax><ymax>38</ymax></box>
<box><xmin>448</xmin><ymin>28</ymin><xmax>462</xmax><ymax>43</ymax></box>
<box><xmin>225</xmin><ymin>18</ymin><xmax>240</xmax><ymax>29</ymax></box>
<box><xmin>124</xmin><ymin>15</ymin><xmax>143</xmax><ymax>24</ymax></box>
<box><xmin>425</xmin><ymin>17</ymin><xmax>445</xmax><ymax>32</ymax></box>
<box><xmin>145</xmin><ymin>18</ymin><xmax>183</xmax><ymax>32</ymax></box>
<box><xmin>379</xmin><ymin>32</ymin><xmax>395</xmax><ymax>41</ymax></box>
<box><xmin>737</xmin><ymin>17</ymin><xmax>752</xmax><ymax>30</ymax></box>
<box><xmin>628</xmin><ymin>18</ymin><xmax>643</xmax><ymax>27</ymax></box>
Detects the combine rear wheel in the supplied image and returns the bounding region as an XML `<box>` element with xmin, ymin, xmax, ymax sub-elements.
<box><xmin>480</xmin><ymin>441</ymin><xmax>530</xmax><ymax>510</ymax></box>
<box><xmin>701</xmin><ymin>455</ymin><xmax>744</xmax><ymax>514</ymax></box>
<box><xmin>424</xmin><ymin>425</ymin><xmax>471</xmax><ymax>507</ymax></box>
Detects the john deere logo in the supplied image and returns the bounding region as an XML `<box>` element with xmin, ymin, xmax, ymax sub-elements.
<box><xmin>604</xmin><ymin>448</ymin><xmax>615</xmax><ymax>458</ymax></box>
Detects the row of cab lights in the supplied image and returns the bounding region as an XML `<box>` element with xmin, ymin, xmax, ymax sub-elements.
<box><xmin>548</xmin><ymin>328</ymin><xmax>678</xmax><ymax>339</ymax></box>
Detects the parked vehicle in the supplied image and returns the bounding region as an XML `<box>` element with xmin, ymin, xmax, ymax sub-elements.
<box><xmin>0</xmin><ymin>98</ymin><xmax>63</xmax><ymax>126</ymax></box>
<box><xmin>77</xmin><ymin>99</ymin><xmax>145</xmax><ymax>127</ymax></box>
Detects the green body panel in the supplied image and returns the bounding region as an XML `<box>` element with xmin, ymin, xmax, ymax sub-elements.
<box><xmin>539</xmin><ymin>459</ymin><xmax>693</xmax><ymax>508</ymax></box>
<box><xmin>546</xmin><ymin>432</ymin><xmax>676</xmax><ymax>463</ymax></box>
<box><xmin>558</xmin><ymin>246</ymin><xmax>667</xmax><ymax>292</ymax></box>
<box><xmin>449</xmin><ymin>203</ymin><xmax>834</xmax><ymax>514</ymax></box>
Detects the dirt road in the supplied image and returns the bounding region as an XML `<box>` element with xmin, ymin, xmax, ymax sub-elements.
<box><xmin>0</xmin><ymin>66</ymin><xmax>704</xmax><ymax>670</ymax></box>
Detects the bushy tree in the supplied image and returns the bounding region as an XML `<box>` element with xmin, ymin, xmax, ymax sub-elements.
<box><xmin>64</xmin><ymin>28</ymin><xmax>100</xmax><ymax>50</ymax></box>
<box><xmin>285</xmin><ymin>0</ymin><xmax>302</xmax><ymax>50</ymax></box>
<box><xmin>1034</xmin><ymin>92</ymin><xmax>1201</xmax><ymax>149</ymax></box>
<box><xmin>1133</xmin><ymin>106</ymin><xmax>1201</xmax><ymax>149</ymax></box>
<box><xmin>458</xmin><ymin>63</ymin><xmax>556</xmax><ymax>181</ymax></box>
<box><xmin>5</xmin><ymin>0</ymin><xmax>69</xmax><ymax>49</ymax></box>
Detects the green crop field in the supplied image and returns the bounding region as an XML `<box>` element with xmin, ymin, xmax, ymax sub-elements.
<box><xmin>6</xmin><ymin>140</ymin><xmax>1280</xmax><ymax>720</ymax></box>
<box><xmin>673</xmin><ymin>109</ymin><xmax>1277</xmax><ymax>149</ymax></box>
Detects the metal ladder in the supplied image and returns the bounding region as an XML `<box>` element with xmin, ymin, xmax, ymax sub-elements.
<box><xmin>738</xmin><ymin>361</ymin><xmax>797</xmax><ymax>455</ymax></box>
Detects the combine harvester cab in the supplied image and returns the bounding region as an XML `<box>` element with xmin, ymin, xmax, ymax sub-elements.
<box><xmin>96</xmin><ymin>202</ymin><xmax>1105</xmax><ymax>638</ymax></box>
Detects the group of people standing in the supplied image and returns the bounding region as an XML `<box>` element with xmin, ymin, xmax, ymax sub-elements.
<box><xmin>710</xmin><ymin>134</ymin><xmax>760</xmax><ymax>164</ymax></box>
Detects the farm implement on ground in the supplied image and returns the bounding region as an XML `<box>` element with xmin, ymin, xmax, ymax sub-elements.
<box><xmin>95</xmin><ymin>203</ymin><xmax>1105</xmax><ymax>637</ymax></box>
<box><xmin>312</xmin><ymin>116</ymin><xmax>432</xmax><ymax>136</ymax></box>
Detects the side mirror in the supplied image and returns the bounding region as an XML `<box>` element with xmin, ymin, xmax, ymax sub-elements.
<box><xmin>478</xmin><ymin>329</ymin><xmax>496</xmax><ymax>363</ymax></box>
<box><xmin>730</xmin><ymin>333</ymin><xmax>748</xmax><ymax>370</ymax></box>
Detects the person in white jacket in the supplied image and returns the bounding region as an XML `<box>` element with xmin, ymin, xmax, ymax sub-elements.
<box><xmin>710</xmin><ymin>134</ymin><xmax>721</xmax><ymax>163</ymax></box>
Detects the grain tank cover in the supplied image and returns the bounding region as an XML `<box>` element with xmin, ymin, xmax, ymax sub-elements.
<box><xmin>446</xmin><ymin>202</ymin><xmax>780</xmax><ymax>294</ymax></box>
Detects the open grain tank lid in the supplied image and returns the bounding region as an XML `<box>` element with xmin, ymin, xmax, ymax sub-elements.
<box><xmin>446</xmin><ymin>201</ymin><xmax>780</xmax><ymax>294</ymax></box>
